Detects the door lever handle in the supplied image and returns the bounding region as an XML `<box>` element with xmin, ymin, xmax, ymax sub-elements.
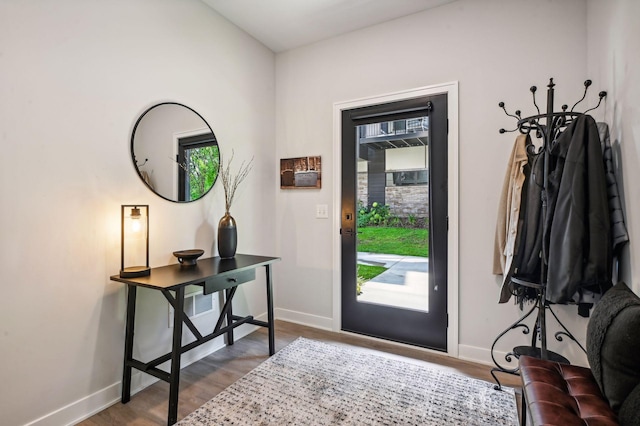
<box><xmin>341</xmin><ymin>228</ymin><xmax>356</xmax><ymax>236</ymax></box>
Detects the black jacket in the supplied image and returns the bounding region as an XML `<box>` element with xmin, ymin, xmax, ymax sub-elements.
<box><xmin>515</xmin><ymin>151</ymin><xmax>543</xmax><ymax>280</ymax></box>
<box><xmin>598</xmin><ymin>122</ymin><xmax>629</xmax><ymax>252</ymax></box>
<box><xmin>545</xmin><ymin>115</ymin><xmax>612</xmax><ymax>303</ymax></box>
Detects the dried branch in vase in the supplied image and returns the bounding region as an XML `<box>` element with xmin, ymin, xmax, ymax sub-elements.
<box><xmin>220</xmin><ymin>151</ymin><xmax>254</xmax><ymax>213</ymax></box>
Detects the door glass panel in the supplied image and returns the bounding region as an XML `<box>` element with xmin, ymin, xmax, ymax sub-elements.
<box><xmin>355</xmin><ymin>116</ymin><xmax>430</xmax><ymax>312</ymax></box>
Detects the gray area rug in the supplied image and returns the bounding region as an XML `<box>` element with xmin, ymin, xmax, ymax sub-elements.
<box><xmin>178</xmin><ymin>337</ymin><xmax>518</xmax><ymax>425</ymax></box>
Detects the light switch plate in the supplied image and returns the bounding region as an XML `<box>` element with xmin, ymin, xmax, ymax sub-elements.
<box><xmin>316</xmin><ymin>204</ymin><xmax>329</xmax><ymax>219</ymax></box>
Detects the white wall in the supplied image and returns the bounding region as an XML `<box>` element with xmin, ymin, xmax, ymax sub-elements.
<box><xmin>587</xmin><ymin>0</ymin><xmax>640</xmax><ymax>295</ymax></box>
<box><xmin>0</xmin><ymin>1</ymin><xmax>275</xmax><ymax>425</ymax></box>
<box><xmin>274</xmin><ymin>0</ymin><xmax>594</xmax><ymax>366</ymax></box>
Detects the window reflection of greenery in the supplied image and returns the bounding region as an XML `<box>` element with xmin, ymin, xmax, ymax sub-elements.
<box><xmin>185</xmin><ymin>146</ymin><xmax>220</xmax><ymax>201</ymax></box>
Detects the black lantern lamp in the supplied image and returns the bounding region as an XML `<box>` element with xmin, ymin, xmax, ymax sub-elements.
<box><xmin>120</xmin><ymin>205</ymin><xmax>150</xmax><ymax>278</ymax></box>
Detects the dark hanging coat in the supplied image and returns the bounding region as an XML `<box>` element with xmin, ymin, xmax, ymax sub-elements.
<box><xmin>597</xmin><ymin>122</ymin><xmax>629</xmax><ymax>252</ymax></box>
<box><xmin>513</xmin><ymin>151</ymin><xmax>543</xmax><ymax>280</ymax></box>
<box><xmin>545</xmin><ymin>115</ymin><xmax>612</xmax><ymax>304</ymax></box>
<box><xmin>507</xmin><ymin>148</ymin><xmax>543</xmax><ymax>304</ymax></box>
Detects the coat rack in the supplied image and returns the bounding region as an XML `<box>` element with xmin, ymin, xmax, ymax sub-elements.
<box><xmin>491</xmin><ymin>78</ymin><xmax>607</xmax><ymax>390</ymax></box>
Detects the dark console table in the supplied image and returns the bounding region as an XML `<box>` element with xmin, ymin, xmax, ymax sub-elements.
<box><xmin>110</xmin><ymin>254</ymin><xmax>280</xmax><ymax>425</ymax></box>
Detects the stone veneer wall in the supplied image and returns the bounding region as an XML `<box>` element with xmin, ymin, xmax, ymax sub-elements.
<box><xmin>358</xmin><ymin>172</ymin><xmax>428</xmax><ymax>218</ymax></box>
<box><xmin>357</xmin><ymin>172</ymin><xmax>368</xmax><ymax>207</ymax></box>
<box><xmin>385</xmin><ymin>186</ymin><xmax>429</xmax><ymax>218</ymax></box>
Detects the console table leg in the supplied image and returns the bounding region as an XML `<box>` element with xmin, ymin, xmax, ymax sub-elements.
<box><xmin>168</xmin><ymin>287</ymin><xmax>185</xmax><ymax>425</ymax></box>
<box><xmin>225</xmin><ymin>288</ymin><xmax>235</xmax><ymax>346</ymax></box>
<box><xmin>266</xmin><ymin>264</ymin><xmax>275</xmax><ymax>356</ymax></box>
<box><xmin>122</xmin><ymin>285</ymin><xmax>137</xmax><ymax>403</ymax></box>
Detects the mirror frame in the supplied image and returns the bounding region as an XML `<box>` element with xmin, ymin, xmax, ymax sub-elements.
<box><xmin>130</xmin><ymin>102</ymin><xmax>219</xmax><ymax>203</ymax></box>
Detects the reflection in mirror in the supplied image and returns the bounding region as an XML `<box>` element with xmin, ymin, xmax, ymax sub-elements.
<box><xmin>131</xmin><ymin>103</ymin><xmax>220</xmax><ymax>202</ymax></box>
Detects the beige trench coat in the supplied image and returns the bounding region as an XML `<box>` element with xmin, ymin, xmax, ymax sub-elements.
<box><xmin>493</xmin><ymin>134</ymin><xmax>530</xmax><ymax>303</ymax></box>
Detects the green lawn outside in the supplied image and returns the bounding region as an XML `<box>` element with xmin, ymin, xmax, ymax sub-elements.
<box><xmin>356</xmin><ymin>264</ymin><xmax>388</xmax><ymax>295</ymax></box>
<box><xmin>356</xmin><ymin>227</ymin><xmax>428</xmax><ymax>292</ymax></box>
<box><xmin>357</xmin><ymin>264</ymin><xmax>387</xmax><ymax>280</ymax></box>
<box><xmin>357</xmin><ymin>227</ymin><xmax>428</xmax><ymax>257</ymax></box>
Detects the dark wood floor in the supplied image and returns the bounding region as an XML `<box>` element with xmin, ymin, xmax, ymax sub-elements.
<box><xmin>80</xmin><ymin>320</ymin><xmax>522</xmax><ymax>425</ymax></box>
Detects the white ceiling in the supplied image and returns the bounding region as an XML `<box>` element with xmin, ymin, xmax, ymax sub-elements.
<box><xmin>202</xmin><ymin>0</ymin><xmax>457</xmax><ymax>53</ymax></box>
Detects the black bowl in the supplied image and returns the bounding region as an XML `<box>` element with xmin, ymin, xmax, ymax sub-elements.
<box><xmin>173</xmin><ymin>249</ymin><xmax>204</xmax><ymax>266</ymax></box>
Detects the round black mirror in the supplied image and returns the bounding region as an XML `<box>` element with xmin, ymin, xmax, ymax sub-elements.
<box><xmin>131</xmin><ymin>102</ymin><xmax>220</xmax><ymax>202</ymax></box>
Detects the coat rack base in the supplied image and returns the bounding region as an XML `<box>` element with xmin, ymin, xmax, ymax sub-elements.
<box><xmin>512</xmin><ymin>345</ymin><xmax>568</xmax><ymax>363</ymax></box>
<box><xmin>490</xmin><ymin>291</ymin><xmax>584</xmax><ymax>391</ymax></box>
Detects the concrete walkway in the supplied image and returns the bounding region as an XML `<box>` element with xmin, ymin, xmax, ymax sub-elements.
<box><xmin>357</xmin><ymin>252</ymin><xmax>429</xmax><ymax>312</ymax></box>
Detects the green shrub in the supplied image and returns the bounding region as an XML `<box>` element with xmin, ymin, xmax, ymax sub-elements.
<box><xmin>357</xmin><ymin>201</ymin><xmax>394</xmax><ymax>227</ymax></box>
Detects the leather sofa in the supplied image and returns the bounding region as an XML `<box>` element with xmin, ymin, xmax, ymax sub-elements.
<box><xmin>519</xmin><ymin>282</ymin><xmax>640</xmax><ymax>426</ymax></box>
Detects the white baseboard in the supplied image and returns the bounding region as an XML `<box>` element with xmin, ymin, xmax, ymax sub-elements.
<box><xmin>275</xmin><ymin>308</ymin><xmax>334</xmax><ymax>330</ymax></box>
<box><xmin>23</xmin><ymin>381</ymin><xmax>121</xmax><ymax>426</ymax></box>
<box><xmin>25</xmin><ymin>321</ymin><xmax>263</xmax><ymax>426</ymax></box>
<box><xmin>458</xmin><ymin>344</ymin><xmax>519</xmax><ymax>370</ymax></box>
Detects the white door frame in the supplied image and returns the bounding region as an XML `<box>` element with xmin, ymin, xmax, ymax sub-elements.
<box><xmin>332</xmin><ymin>82</ymin><xmax>459</xmax><ymax>356</ymax></box>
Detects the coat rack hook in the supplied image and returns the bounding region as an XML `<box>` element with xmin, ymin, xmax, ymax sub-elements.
<box><xmin>499</xmin><ymin>102</ymin><xmax>521</xmax><ymax>120</ymax></box>
<box><xmin>583</xmin><ymin>90</ymin><xmax>607</xmax><ymax>115</ymax></box>
<box><xmin>530</xmin><ymin>86</ymin><xmax>540</xmax><ymax>115</ymax></box>
<box><xmin>570</xmin><ymin>79</ymin><xmax>592</xmax><ymax>112</ymax></box>
<box><xmin>137</xmin><ymin>158</ymin><xmax>148</xmax><ymax>167</ymax></box>
<box><xmin>498</xmin><ymin>102</ymin><xmax>520</xmax><ymax>133</ymax></box>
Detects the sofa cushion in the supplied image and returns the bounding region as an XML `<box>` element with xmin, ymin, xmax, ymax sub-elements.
<box><xmin>618</xmin><ymin>383</ymin><xmax>640</xmax><ymax>426</ymax></box>
<box><xmin>587</xmin><ymin>281</ymin><xmax>640</xmax><ymax>412</ymax></box>
<box><xmin>519</xmin><ymin>355</ymin><xmax>618</xmax><ymax>425</ymax></box>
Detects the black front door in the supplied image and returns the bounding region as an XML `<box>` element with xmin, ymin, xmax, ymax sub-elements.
<box><xmin>341</xmin><ymin>94</ymin><xmax>448</xmax><ymax>351</ymax></box>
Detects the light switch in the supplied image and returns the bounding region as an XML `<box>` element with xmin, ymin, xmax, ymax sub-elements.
<box><xmin>316</xmin><ymin>204</ymin><xmax>329</xmax><ymax>219</ymax></box>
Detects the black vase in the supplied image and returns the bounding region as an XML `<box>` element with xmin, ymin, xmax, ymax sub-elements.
<box><xmin>218</xmin><ymin>212</ymin><xmax>237</xmax><ymax>259</ymax></box>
